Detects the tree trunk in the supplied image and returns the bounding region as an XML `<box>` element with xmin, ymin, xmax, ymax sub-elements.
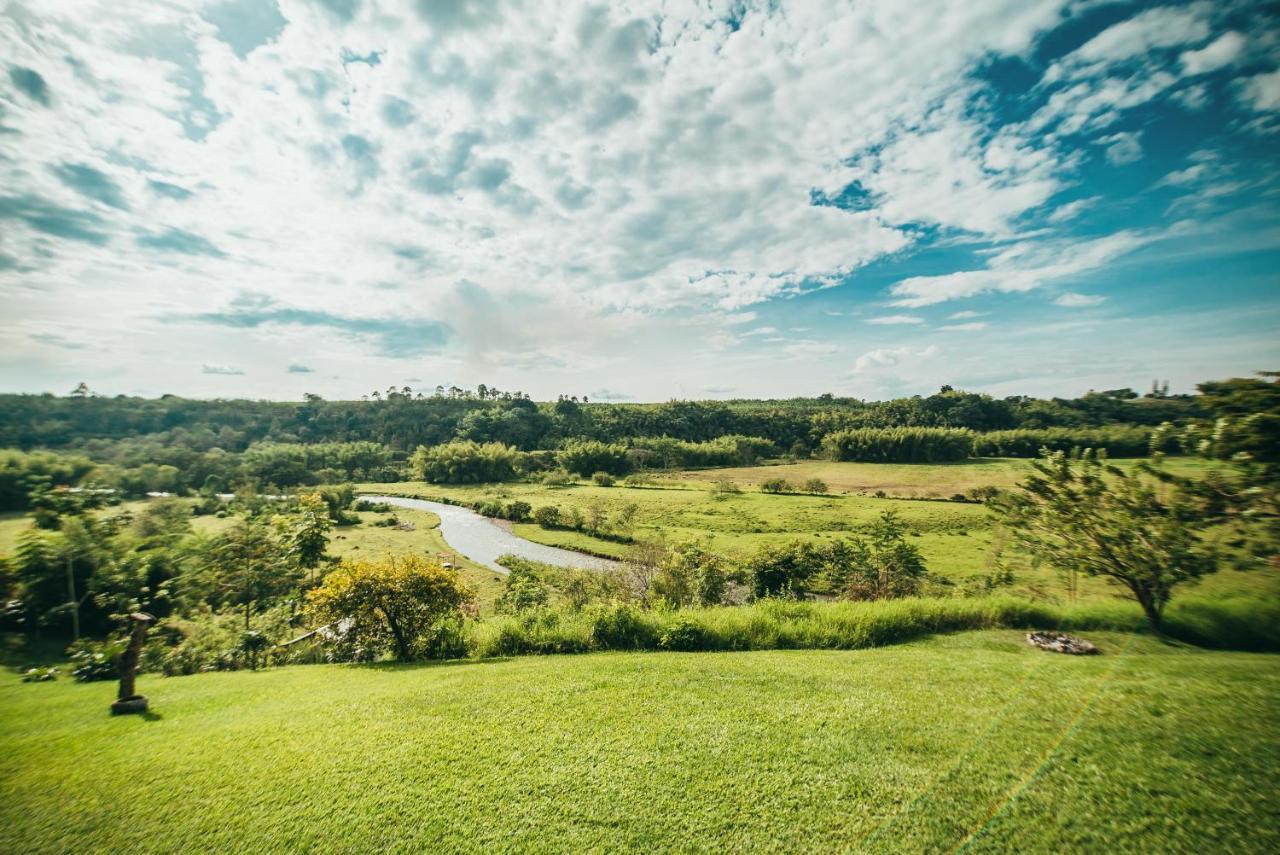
<box><xmin>244</xmin><ymin>600</ymin><xmax>251</xmax><ymax>631</ymax></box>
<box><xmin>65</xmin><ymin>555</ymin><xmax>79</xmax><ymax>640</ymax></box>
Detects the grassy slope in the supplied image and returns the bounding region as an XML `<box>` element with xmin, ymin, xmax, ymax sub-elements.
<box><xmin>2</xmin><ymin>631</ymin><xmax>1276</xmax><ymax>853</ymax></box>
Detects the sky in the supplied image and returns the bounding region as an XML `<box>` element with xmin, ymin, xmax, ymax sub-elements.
<box><xmin>1</xmin><ymin>0</ymin><xmax>1278</xmax><ymax>403</ymax></box>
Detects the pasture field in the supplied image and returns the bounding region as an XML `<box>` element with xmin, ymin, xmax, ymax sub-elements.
<box><xmin>2</xmin><ymin>630</ymin><xmax>1276</xmax><ymax>853</ymax></box>
<box><xmin>358</xmin><ymin>457</ymin><xmax>1273</xmax><ymax>606</ymax></box>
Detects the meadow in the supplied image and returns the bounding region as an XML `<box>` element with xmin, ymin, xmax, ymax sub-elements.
<box><xmin>2</xmin><ymin>630</ymin><xmax>1276</xmax><ymax>853</ymax></box>
<box><xmin>357</xmin><ymin>456</ymin><xmax>1270</xmax><ymax>607</ymax></box>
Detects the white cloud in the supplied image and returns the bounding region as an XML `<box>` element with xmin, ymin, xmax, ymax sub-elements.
<box><xmin>867</xmin><ymin>315</ymin><xmax>924</xmax><ymax>325</ymax></box>
<box><xmin>1054</xmin><ymin>292</ymin><xmax>1106</xmax><ymax>307</ymax></box>
<box><xmin>889</xmin><ymin>229</ymin><xmax>1165</xmax><ymax>307</ymax></box>
<box><xmin>201</xmin><ymin>363</ymin><xmax>244</xmax><ymax>375</ymax></box>
<box><xmin>1098</xmin><ymin>131</ymin><xmax>1143</xmax><ymax>165</ymax></box>
<box><xmin>947</xmin><ymin>310</ymin><xmax>984</xmax><ymax>320</ymax></box>
<box><xmin>1237</xmin><ymin>70</ymin><xmax>1280</xmax><ymax>113</ymax></box>
<box><xmin>1180</xmin><ymin>31</ymin><xmax>1246</xmax><ymax>76</ymax></box>
<box><xmin>939</xmin><ymin>321</ymin><xmax>988</xmax><ymax>331</ymax></box>
<box><xmin>852</xmin><ymin>344</ymin><xmax>939</xmax><ymax>374</ymax></box>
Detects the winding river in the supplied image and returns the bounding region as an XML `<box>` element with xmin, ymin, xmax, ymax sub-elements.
<box><xmin>360</xmin><ymin>495</ymin><xmax>621</xmax><ymax>574</ymax></box>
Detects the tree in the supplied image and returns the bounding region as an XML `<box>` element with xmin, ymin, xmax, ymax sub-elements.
<box><xmin>835</xmin><ymin>511</ymin><xmax>927</xmax><ymax>600</ymax></box>
<box><xmin>993</xmin><ymin>450</ymin><xmax>1216</xmax><ymax>629</ymax></box>
<box><xmin>306</xmin><ymin>555</ymin><xmax>474</xmax><ymax>661</ymax></box>
<box><xmin>760</xmin><ymin>478</ymin><xmax>790</xmax><ymax>494</ymax></box>
<box><xmin>207</xmin><ymin>520</ymin><xmax>298</xmax><ymax>630</ymax></box>
<box><xmin>801</xmin><ymin>478</ymin><xmax>828</xmax><ymax>494</ymax></box>
<box><xmin>277</xmin><ymin>492</ymin><xmax>332</xmax><ymax>584</ymax></box>
<box><xmin>532</xmin><ymin>505</ymin><xmax>561</xmax><ymax>528</ymax></box>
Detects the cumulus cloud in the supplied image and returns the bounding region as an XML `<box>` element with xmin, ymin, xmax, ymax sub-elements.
<box><xmin>201</xmin><ymin>363</ymin><xmax>244</xmax><ymax>375</ymax></box>
<box><xmin>0</xmin><ymin>1</ymin><xmax>1275</xmax><ymax>399</ymax></box>
<box><xmin>852</xmin><ymin>345</ymin><xmax>939</xmax><ymax>374</ymax></box>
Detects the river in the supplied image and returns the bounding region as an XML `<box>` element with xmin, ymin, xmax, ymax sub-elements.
<box><xmin>360</xmin><ymin>495</ymin><xmax>621</xmax><ymax>573</ymax></box>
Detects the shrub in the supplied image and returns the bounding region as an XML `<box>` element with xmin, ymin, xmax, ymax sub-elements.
<box><xmin>760</xmin><ymin>477</ymin><xmax>791</xmax><ymax>494</ymax></box>
<box><xmin>21</xmin><ymin>666</ymin><xmax>58</xmax><ymax>682</ymax></box>
<box><xmin>68</xmin><ymin>638</ymin><xmax>122</xmax><ymax>682</ymax></box>
<box><xmin>591</xmin><ymin>471</ymin><xmax>615</xmax><ymax>487</ymax></box>
<box><xmin>588</xmin><ymin>603</ymin><xmax>659</xmax><ymax>649</ymax></box>
<box><xmin>659</xmin><ymin>617</ymin><xmax>711</xmax><ymax>651</ymax></box>
<box><xmin>532</xmin><ymin>505</ymin><xmax>561</xmax><ymax>528</ymax></box>
<box><xmin>801</xmin><ymin>478</ymin><xmax>828</xmax><ymax>494</ymax></box>
<box><xmin>540</xmin><ymin>470</ymin><xmax>575</xmax><ymax>487</ymax></box>
<box><xmin>504</xmin><ymin>500</ymin><xmax>532</xmax><ymax>522</ymax></box>
<box><xmin>306</xmin><ymin>555</ymin><xmax>475</xmax><ymax>660</ymax></box>
<box><xmin>708</xmin><ymin>477</ymin><xmax>741</xmax><ymax>497</ymax></box>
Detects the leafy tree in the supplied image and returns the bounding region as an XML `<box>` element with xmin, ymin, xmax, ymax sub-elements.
<box><xmin>835</xmin><ymin>511</ymin><xmax>928</xmax><ymax>600</ymax></box>
<box><xmin>206</xmin><ymin>520</ymin><xmax>299</xmax><ymax>630</ymax></box>
<box><xmin>801</xmin><ymin>478</ymin><xmax>828</xmax><ymax>494</ymax></box>
<box><xmin>557</xmin><ymin>440</ymin><xmax>630</xmax><ymax>477</ymax></box>
<box><xmin>532</xmin><ymin>505</ymin><xmax>561</xmax><ymax>528</ymax></box>
<box><xmin>993</xmin><ymin>450</ymin><xmax>1217</xmax><ymax>629</ymax></box>
<box><xmin>760</xmin><ymin>478</ymin><xmax>791</xmax><ymax>494</ymax></box>
<box><xmin>306</xmin><ymin>555</ymin><xmax>474</xmax><ymax>660</ymax></box>
<box><xmin>277</xmin><ymin>492</ymin><xmax>332</xmax><ymax>583</ymax></box>
<box><xmin>495</xmin><ymin>562</ymin><xmax>551</xmax><ymax>614</ymax></box>
<box><xmin>411</xmin><ymin>441</ymin><xmax>523</xmax><ymax>483</ymax></box>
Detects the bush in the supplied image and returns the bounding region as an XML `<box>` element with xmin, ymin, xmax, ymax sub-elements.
<box><xmin>659</xmin><ymin>617</ymin><xmax>711</xmax><ymax>651</ymax></box>
<box><xmin>628</xmin><ymin>435</ymin><xmax>776</xmax><ymax>468</ymax></box>
<box><xmin>68</xmin><ymin>638</ymin><xmax>122</xmax><ymax>682</ymax></box>
<box><xmin>591</xmin><ymin>471</ymin><xmax>615</xmax><ymax>487</ymax></box>
<box><xmin>801</xmin><ymin>478</ymin><xmax>828</xmax><ymax>494</ymax></box>
<box><xmin>532</xmin><ymin>505</ymin><xmax>561</xmax><ymax>528</ymax></box>
<box><xmin>20</xmin><ymin>666</ymin><xmax>58</xmax><ymax>682</ymax></box>
<box><xmin>540</xmin><ymin>470</ymin><xmax>575</xmax><ymax>487</ymax></box>
<box><xmin>504</xmin><ymin>500</ymin><xmax>532</xmax><ymax>522</ymax></box>
<box><xmin>708</xmin><ymin>477</ymin><xmax>741</xmax><ymax>496</ymax></box>
<box><xmin>821</xmin><ymin>427</ymin><xmax>973</xmax><ymax>463</ymax></box>
<box><xmin>588</xmin><ymin>603</ymin><xmax>659</xmax><ymax>649</ymax></box>
<box><xmin>760</xmin><ymin>478</ymin><xmax>791</xmax><ymax>493</ymax></box>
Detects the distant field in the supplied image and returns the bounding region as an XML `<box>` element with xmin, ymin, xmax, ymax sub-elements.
<box><xmin>669</xmin><ymin>456</ymin><xmax>1219</xmax><ymax>497</ymax></box>
<box><xmin>358</xmin><ymin>456</ymin><xmax>1272</xmax><ymax>605</ymax></box>
<box><xmin>2</xmin><ymin>631</ymin><xmax>1276</xmax><ymax>853</ymax></box>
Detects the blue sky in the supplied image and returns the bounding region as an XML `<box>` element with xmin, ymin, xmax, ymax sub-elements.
<box><xmin>1</xmin><ymin>0</ymin><xmax>1277</xmax><ymax>401</ymax></box>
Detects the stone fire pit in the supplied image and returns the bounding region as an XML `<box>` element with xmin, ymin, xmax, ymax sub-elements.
<box><xmin>1026</xmin><ymin>631</ymin><xmax>1099</xmax><ymax>655</ymax></box>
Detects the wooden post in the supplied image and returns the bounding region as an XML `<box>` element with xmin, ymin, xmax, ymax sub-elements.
<box><xmin>110</xmin><ymin>612</ymin><xmax>154</xmax><ymax>715</ymax></box>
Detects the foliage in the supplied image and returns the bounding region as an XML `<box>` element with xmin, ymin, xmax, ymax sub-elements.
<box><xmin>800</xmin><ymin>477</ymin><xmax>828</xmax><ymax>494</ymax></box>
<box><xmin>591</xmin><ymin>471</ymin><xmax>615</xmax><ymax>487</ymax></box>
<box><xmin>68</xmin><ymin>638</ymin><xmax>122</xmax><ymax>682</ymax></box>
<box><xmin>19</xmin><ymin>666</ymin><xmax>57</xmax><ymax>682</ymax></box>
<box><xmin>759</xmin><ymin>477</ymin><xmax>791</xmax><ymax>493</ymax></box>
<box><xmin>306</xmin><ymin>555</ymin><xmax>474</xmax><ymax>660</ymax></box>
<box><xmin>531</xmin><ymin>505</ymin><xmax>561</xmax><ymax>528</ymax></box>
<box><xmin>993</xmin><ymin>450</ymin><xmax>1217</xmax><ymax>628</ymax></box>
<box><xmin>972</xmin><ymin>426</ymin><xmax>1164</xmax><ymax>458</ymax></box>
<box><xmin>556</xmin><ymin>440</ymin><xmax>630</xmax><ymax>477</ymax></box>
<box><xmin>821</xmin><ymin>427</ymin><xmax>974</xmax><ymax>463</ymax></box>
<box><xmin>833</xmin><ymin>511</ymin><xmax>929</xmax><ymax>600</ymax></box>
<box><xmin>411</xmin><ymin>441</ymin><xmax>523</xmax><ymax>483</ymax></box>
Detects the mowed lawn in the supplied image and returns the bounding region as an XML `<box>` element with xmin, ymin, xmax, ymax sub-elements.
<box><xmin>1</xmin><ymin>631</ymin><xmax>1276</xmax><ymax>853</ymax></box>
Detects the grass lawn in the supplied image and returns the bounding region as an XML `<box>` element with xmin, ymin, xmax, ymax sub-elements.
<box><xmin>2</xmin><ymin>630</ymin><xmax>1276</xmax><ymax>853</ymax></box>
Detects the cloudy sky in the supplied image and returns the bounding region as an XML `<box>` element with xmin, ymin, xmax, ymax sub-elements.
<box><xmin>1</xmin><ymin>0</ymin><xmax>1278</xmax><ymax>402</ymax></box>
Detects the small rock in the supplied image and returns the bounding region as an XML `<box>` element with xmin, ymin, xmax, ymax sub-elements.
<box><xmin>1027</xmin><ymin>631</ymin><xmax>1099</xmax><ymax>655</ymax></box>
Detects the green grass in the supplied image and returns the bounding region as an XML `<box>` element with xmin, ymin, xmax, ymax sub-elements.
<box><xmin>2</xmin><ymin>630</ymin><xmax>1276</xmax><ymax>853</ymax></box>
<box><xmin>358</xmin><ymin>456</ymin><xmax>1275</xmax><ymax>605</ymax></box>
